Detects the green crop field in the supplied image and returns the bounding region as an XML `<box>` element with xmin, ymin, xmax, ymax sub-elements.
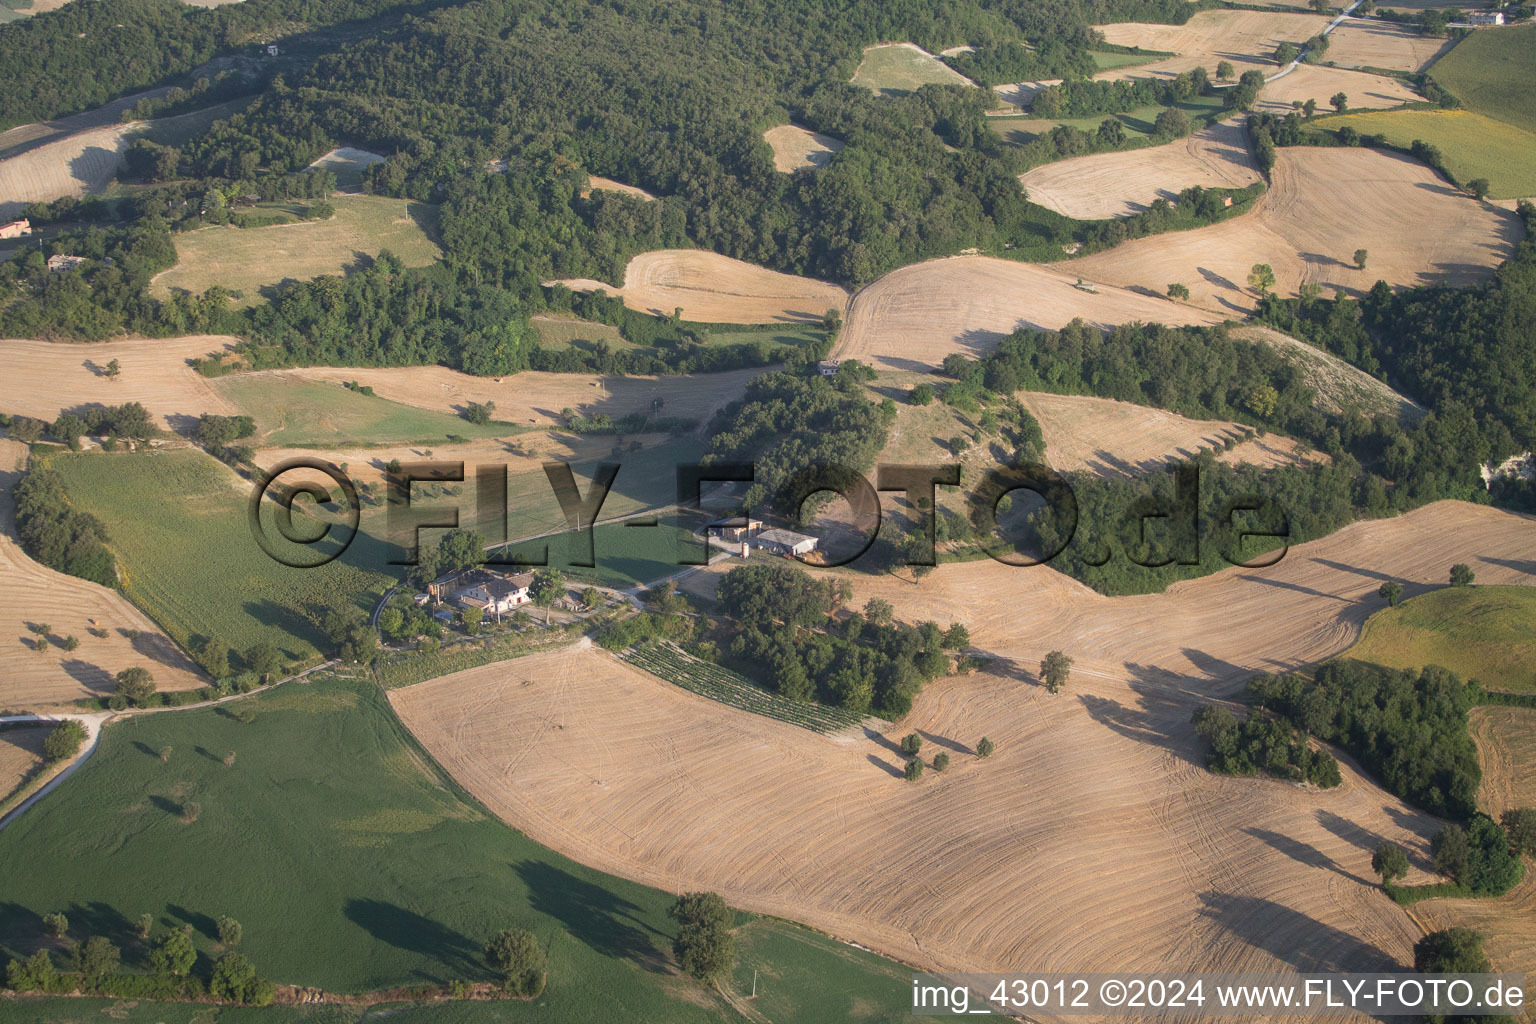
<box><xmin>1309</xmin><ymin>108</ymin><xmax>1536</xmax><ymax>199</ymax></box>
<box><xmin>0</xmin><ymin>676</ymin><xmax>912</xmax><ymax>1020</ymax></box>
<box><xmin>729</xmin><ymin>918</ymin><xmax>910</xmax><ymax>1022</ymax></box>
<box><xmin>547</xmin><ymin>513</ymin><xmax>704</xmax><ymax>589</ymax></box>
<box><xmin>851</xmin><ymin>44</ymin><xmax>974</xmax><ymax>96</ymax></box>
<box><xmin>1345</xmin><ymin>585</ymin><xmax>1536</xmax><ymax>692</ymax></box>
<box><xmin>46</xmin><ymin>449</ymin><xmax>394</xmax><ymax>666</ymax></box>
<box><xmin>1432</xmin><ymin>23</ymin><xmax>1536</xmax><ymax>135</ymax></box>
<box><xmin>150</xmin><ymin>195</ymin><xmax>441</xmax><ymax>307</ymax></box>
<box><xmin>216</xmin><ymin>375</ymin><xmax>515</xmax><ymax>447</ymax></box>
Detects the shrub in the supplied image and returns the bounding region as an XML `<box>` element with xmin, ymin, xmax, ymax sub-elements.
<box><xmin>42</xmin><ymin>912</ymin><xmax>69</xmax><ymax>938</ymax></box>
<box><xmin>899</xmin><ymin>732</ymin><xmax>923</xmax><ymax>755</ymax></box>
<box><xmin>42</xmin><ymin>720</ymin><xmax>87</xmax><ymax>762</ymax></box>
<box><xmin>669</xmin><ymin>893</ymin><xmax>734</xmax><ymax>985</ymax></box>
<box><xmin>933</xmin><ymin>752</ymin><xmax>950</xmax><ymax>772</ymax></box>
<box><xmin>483</xmin><ymin>929</ymin><xmax>546</xmax><ymax>997</ymax></box>
<box><xmin>216</xmin><ymin>916</ymin><xmax>242</xmax><ymax>947</ymax></box>
<box><xmin>977</xmin><ymin>737</ymin><xmax>994</xmax><ymax>757</ymax></box>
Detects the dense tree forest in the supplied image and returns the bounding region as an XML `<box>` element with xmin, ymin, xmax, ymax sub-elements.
<box><xmin>12</xmin><ymin>467</ymin><xmax>116</xmax><ymax>587</ymax></box>
<box><xmin>1248</xmin><ymin>662</ymin><xmax>1485</xmax><ymax>819</ymax></box>
<box><xmin>717</xmin><ymin>562</ymin><xmax>959</xmax><ymax>716</ymax></box>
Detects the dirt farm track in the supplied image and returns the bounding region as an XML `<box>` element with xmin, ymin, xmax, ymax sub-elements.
<box><xmin>395</xmin><ymin>502</ymin><xmax>1536</xmax><ymax>1020</ymax></box>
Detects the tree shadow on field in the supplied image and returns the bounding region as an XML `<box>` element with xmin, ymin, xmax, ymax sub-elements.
<box><xmin>1197</xmin><ymin>891</ymin><xmax>1399</xmax><ymax>977</ymax></box>
<box><xmin>1076</xmin><ymin>666</ymin><xmax>1209</xmax><ymax>767</ymax></box>
<box><xmin>1479</xmin><ymin>555</ymin><xmax>1536</xmax><ymax>577</ymax></box>
<box><xmin>1315</xmin><ymin>809</ymin><xmax>1399</xmax><ymax>865</ymax></box>
<box><xmin>61</xmin><ymin>658</ymin><xmax>114</xmax><ymax>693</ymax></box>
<box><xmin>916</xmin><ymin>729</ymin><xmax>970</xmax><ymax>754</ymax></box>
<box><xmin>867</xmin><ymin>753</ymin><xmax>904</xmax><ymax>779</ymax></box>
<box><xmin>863</xmin><ymin>725</ymin><xmax>901</xmax><ymax>755</ymax></box>
<box><xmin>167</xmin><ymin>905</ymin><xmax>220</xmax><ymax>941</ymax></box>
<box><xmin>342</xmin><ymin>899</ymin><xmax>483</xmax><ymax>981</ymax></box>
<box><xmin>513</xmin><ymin>861</ymin><xmax>665</xmax><ymax>969</ymax></box>
<box><xmin>65</xmin><ymin>901</ymin><xmax>134</xmax><ymax>945</ymax></box>
<box><xmin>149</xmin><ymin>795</ymin><xmax>183</xmax><ymax>817</ymax></box>
<box><xmin>1242</xmin><ymin>827</ymin><xmax>1371</xmax><ymax>886</ymax></box>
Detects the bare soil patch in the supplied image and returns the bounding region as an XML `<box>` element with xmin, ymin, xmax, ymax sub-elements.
<box><xmin>549</xmin><ymin>250</ymin><xmax>849</xmax><ymax>324</ymax></box>
<box><xmin>1251</xmin><ymin>63</ymin><xmax>1422</xmax><ymax>114</ymax></box>
<box><xmin>1019</xmin><ymin>117</ymin><xmax>1261</xmax><ymax>219</ymax></box>
<box><xmin>0</xmin><ymin>439</ymin><xmax>205</xmax><ymax>709</ymax></box>
<box><xmin>1325</xmin><ymin>18</ymin><xmax>1456</xmax><ymax>72</ymax></box>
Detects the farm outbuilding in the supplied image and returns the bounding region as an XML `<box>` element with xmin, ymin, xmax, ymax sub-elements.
<box><xmin>753</xmin><ymin>528</ymin><xmax>819</xmax><ymax>556</ymax></box>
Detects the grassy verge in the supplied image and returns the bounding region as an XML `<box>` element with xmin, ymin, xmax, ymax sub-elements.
<box><xmin>622</xmin><ymin>641</ymin><xmax>868</xmax><ymax>733</ymax></box>
<box><xmin>216</xmin><ymin>375</ymin><xmax>518</xmax><ymax>447</ymax></box>
<box><xmin>1344</xmin><ymin>586</ymin><xmax>1536</xmax><ymax>693</ymax></box>
<box><xmin>46</xmin><ymin>449</ymin><xmax>394</xmax><ymax>666</ymax></box>
<box><xmin>150</xmin><ymin>195</ymin><xmax>441</xmax><ymax>307</ymax></box>
<box><xmin>374</xmin><ymin>625</ymin><xmax>584</xmax><ymax>689</ymax></box>
<box><xmin>0</xmin><ymin>674</ymin><xmax>912</xmax><ymax>1020</ymax></box>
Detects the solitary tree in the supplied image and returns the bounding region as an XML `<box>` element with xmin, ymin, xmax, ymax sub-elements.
<box><xmin>900</xmin><ymin>732</ymin><xmax>923</xmax><ymax>755</ymax></box>
<box><xmin>1167</xmin><ymin>282</ymin><xmax>1190</xmax><ymax>301</ymax></box>
<box><xmin>976</xmin><ymin>737</ymin><xmax>995</xmax><ymax>758</ymax></box>
<box><xmin>910</xmin><ymin>383</ymin><xmax>935</xmax><ymax>406</ymax></box>
<box><xmin>1371</xmin><ymin>842</ymin><xmax>1410</xmax><ymax>886</ymax></box>
<box><xmin>75</xmin><ymin>936</ymin><xmax>121</xmax><ymax>978</ymax></box>
<box><xmin>530</xmin><ymin>568</ymin><xmax>567</xmax><ymax>623</ymax></box>
<box><xmin>62</xmin><ymin>634</ymin><xmax>79</xmax><ymax>652</ymax></box>
<box><xmin>104</xmin><ymin>358</ymin><xmax>121</xmax><ymax>381</ymax></box>
<box><xmin>1275</xmin><ymin>41</ymin><xmax>1299</xmax><ymax>64</ymax></box>
<box><xmin>1466</xmin><ymin>178</ymin><xmax>1490</xmax><ymax>201</ymax></box>
<box><xmin>42</xmin><ymin>721</ymin><xmax>86</xmax><ymax>763</ymax></box>
<box><xmin>1449</xmin><ymin>563</ymin><xmax>1475</xmax><ymax>587</ymax></box>
<box><xmin>582</xmin><ymin>586</ymin><xmax>602</xmax><ymax>610</ymax></box>
<box><xmin>933</xmin><ymin>752</ymin><xmax>951</xmax><ymax>772</ymax></box>
<box><xmin>1501</xmin><ymin>808</ymin><xmax>1536</xmax><ymax>856</ymax></box>
<box><xmin>462</xmin><ymin>605</ymin><xmax>485</xmax><ymax>634</ymax></box>
<box><xmin>1248</xmin><ymin>264</ymin><xmax>1277</xmax><ymax>294</ymax></box>
<box><xmin>115</xmin><ymin>666</ymin><xmax>156</xmax><ymax>706</ymax></box>
<box><xmin>150</xmin><ymin>929</ymin><xmax>197</xmax><ymax>977</ymax></box>
<box><xmin>1040</xmin><ymin>650</ymin><xmax>1073</xmax><ymax>694</ymax></box>
<box><xmin>1330</xmin><ymin>91</ymin><xmax>1348</xmax><ymax>113</ymax></box>
<box><xmin>1378</xmin><ymin>581</ymin><xmax>1403</xmax><ymax>606</ymax></box>
<box><xmin>669</xmin><ymin>893</ymin><xmax>735</xmax><ymax>985</ymax></box>
<box><xmin>217</xmin><ymin>916</ymin><xmax>242</xmax><ymax>947</ymax></box>
<box><xmin>484</xmin><ymin>929</ymin><xmax>546</xmax><ymax>996</ymax></box>
<box><xmin>1216</xmin><ymin>60</ymin><xmax>1235</xmax><ymax>81</ymax></box>
<box><xmin>941</xmin><ymin>623</ymin><xmax>970</xmax><ymax>650</ymax></box>
<box><xmin>904</xmin><ymin>757</ymin><xmax>925</xmax><ymax>781</ymax></box>
<box><xmin>1414</xmin><ymin>927</ymin><xmax>1491</xmax><ymax>974</ymax></box>
<box><xmin>1353</xmin><ymin>248</ymin><xmax>1369</xmax><ymax>270</ymax></box>
<box><xmin>42</xmin><ymin>912</ymin><xmax>69</xmax><ymax>938</ymax></box>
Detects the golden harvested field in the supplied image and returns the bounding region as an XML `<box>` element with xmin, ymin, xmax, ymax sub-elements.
<box><xmin>832</xmin><ymin>255</ymin><xmax>1224</xmax><ymax>371</ymax></box>
<box><xmin>1019</xmin><ymin>118</ymin><xmax>1260</xmax><ymax>219</ymax></box>
<box><xmin>1469</xmin><ymin>706</ymin><xmax>1536</xmax><ymax>819</ymax></box>
<box><xmin>150</xmin><ymin>195</ymin><xmax>441</xmax><ymax>305</ymax></box>
<box><xmin>549</xmin><ymin>250</ymin><xmax>849</xmax><ymax>324</ymax></box>
<box><xmin>282</xmin><ymin>364</ymin><xmax>764</xmax><ymax>429</ymax></box>
<box><xmin>1324</xmin><ymin>18</ymin><xmax>1456</xmax><ymax>72</ymax></box>
<box><xmin>0</xmin><ymin>122</ymin><xmax>138</xmax><ymax>219</ymax></box>
<box><xmin>396</xmin><ymin>502</ymin><xmax>1536</xmax><ymax>996</ymax></box>
<box><xmin>0</xmin><ymin>726</ymin><xmax>47</xmax><ymax>799</ymax></box>
<box><xmin>762</xmin><ymin>124</ymin><xmax>845</xmax><ymax>172</ymax></box>
<box><xmin>1063</xmin><ymin>146</ymin><xmax>1520</xmax><ymax>313</ymax></box>
<box><xmin>582</xmin><ymin>175</ymin><xmax>657</xmax><ymax>200</ymax></box>
<box><xmin>1018</xmin><ymin>391</ymin><xmax>1321</xmax><ymax>477</ymax></box>
<box><xmin>0</xmin><ymin>440</ymin><xmax>204</xmax><ymax>709</ymax></box>
<box><xmin>1413</xmin><ymin>870</ymin><xmax>1536</xmax><ymax>1014</ymax></box>
<box><xmin>1251</xmin><ymin>63</ymin><xmax>1422</xmax><ymax>114</ymax></box>
<box><xmin>1094</xmin><ymin>11</ymin><xmax>1333</xmax><ymax>79</ymax></box>
<box><xmin>0</xmin><ymin>335</ymin><xmax>239</xmax><ymax>429</ymax></box>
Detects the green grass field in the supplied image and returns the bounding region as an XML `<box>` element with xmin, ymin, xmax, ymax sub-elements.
<box><xmin>1089</xmin><ymin>49</ymin><xmax>1165</xmax><ymax>70</ymax></box>
<box><xmin>728</xmin><ymin>918</ymin><xmax>910</xmax><ymax>1022</ymax></box>
<box><xmin>0</xmin><ymin>675</ymin><xmax>912</xmax><ymax>1020</ymax></box>
<box><xmin>1345</xmin><ymin>585</ymin><xmax>1536</xmax><ymax>692</ymax></box>
<box><xmin>991</xmin><ymin>92</ymin><xmax>1226</xmax><ymax>146</ymax></box>
<box><xmin>1309</xmin><ymin>108</ymin><xmax>1536</xmax><ymax>199</ymax></box>
<box><xmin>851</xmin><ymin>44</ymin><xmax>974</xmax><ymax>96</ymax></box>
<box><xmin>216</xmin><ymin>375</ymin><xmax>516</xmax><ymax>447</ymax></box>
<box><xmin>47</xmin><ymin>449</ymin><xmax>394</xmax><ymax>666</ymax></box>
<box><xmin>1432</xmin><ymin>23</ymin><xmax>1536</xmax><ymax>135</ymax></box>
<box><xmin>151</xmin><ymin>195</ymin><xmax>441</xmax><ymax>307</ymax></box>
<box><xmin>530</xmin><ymin>315</ymin><xmax>630</xmax><ymax>350</ymax></box>
<box><xmin>543</xmin><ymin>513</ymin><xmax>703</xmax><ymax>589</ymax></box>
